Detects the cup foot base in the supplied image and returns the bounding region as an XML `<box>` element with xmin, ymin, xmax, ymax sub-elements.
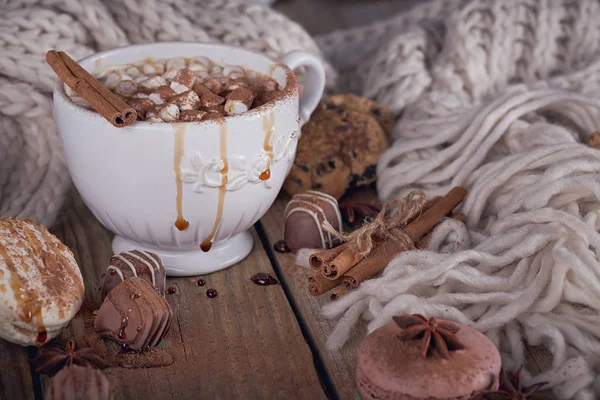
<box><xmin>112</xmin><ymin>231</ymin><xmax>254</xmax><ymax>276</ymax></box>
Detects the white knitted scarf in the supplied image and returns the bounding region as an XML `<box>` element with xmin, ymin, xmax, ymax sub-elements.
<box><xmin>318</xmin><ymin>1</ymin><xmax>600</xmax><ymax>399</ymax></box>
<box><xmin>0</xmin><ymin>0</ymin><xmax>333</xmax><ymax>227</ymax></box>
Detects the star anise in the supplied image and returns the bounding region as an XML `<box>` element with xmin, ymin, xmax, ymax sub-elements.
<box><xmin>339</xmin><ymin>201</ymin><xmax>382</xmax><ymax>228</ymax></box>
<box><xmin>470</xmin><ymin>367</ymin><xmax>547</xmax><ymax>400</ymax></box>
<box><xmin>30</xmin><ymin>340</ymin><xmax>111</xmax><ymax>376</ymax></box>
<box><xmin>393</xmin><ymin>314</ymin><xmax>465</xmax><ymax>359</ymax></box>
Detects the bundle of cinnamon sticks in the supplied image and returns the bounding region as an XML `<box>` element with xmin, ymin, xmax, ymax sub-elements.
<box><xmin>307</xmin><ymin>187</ymin><xmax>467</xmax><ymax>299</ymax></box>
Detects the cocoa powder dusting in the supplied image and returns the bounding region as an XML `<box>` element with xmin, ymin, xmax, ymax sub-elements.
<box><xmin>117</xmin><ymin>348</ymin><xmax>174</xmax><ymax>369</ymax></box>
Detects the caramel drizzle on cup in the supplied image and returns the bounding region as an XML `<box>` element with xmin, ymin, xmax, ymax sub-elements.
<box><xmin>260</xmin><ymin>113</ymin><xmax>275</xmax><ymax>181</ymax></box>
<box><xmin>173</xmin><ymin>123</ymin><xmax>189</xmax><ymax>231</ymax></box>
<box><xmin>201</xmin><ymin>119</ymin><xmax>229</xmax><ymax>252</ymax></box>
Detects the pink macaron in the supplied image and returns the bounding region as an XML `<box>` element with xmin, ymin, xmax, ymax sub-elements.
<box><xmin>356</xmin><ymin>316</ymin><xmax>501</xmax><ymax>400</ymax></box>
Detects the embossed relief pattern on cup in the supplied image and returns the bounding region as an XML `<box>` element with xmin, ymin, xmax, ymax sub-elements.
<box><xmin>180</xmin><ymin>129</ymin><xmax>298</xmax><ymax>192</ymax></box>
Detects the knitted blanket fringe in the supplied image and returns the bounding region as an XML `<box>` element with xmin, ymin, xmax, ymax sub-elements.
<box><xmin>318</xmin><ymin>1</ymin><xmax>600</xmax><ymax>399</ymax></box>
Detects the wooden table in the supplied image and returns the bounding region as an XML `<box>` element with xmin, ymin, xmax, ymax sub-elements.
<box><xmin>0</xmin><ymin>187</ymin><xmax>556</xmax><ymax>400</ymax></box>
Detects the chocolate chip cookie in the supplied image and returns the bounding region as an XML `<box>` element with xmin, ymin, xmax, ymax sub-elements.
<box><xmin>328</xmin><ymin>94</ymin><xmax>396</xmax><ymax>136</ymax></box>
<box><xmin>283</xmin><ymin>96</ymin><xmax>390</xmax><ymax>199</ymax></box>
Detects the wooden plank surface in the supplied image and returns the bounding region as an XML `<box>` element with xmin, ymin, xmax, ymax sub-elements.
<box><xmin>39</xmin><ymin>192</ymin><xmax>327</xmax><ymax>400</ymax></box>
<box><xmin>258</xmin><ymin>192</ymin><xmax>367</xmax><ymax>400</ymax></box>
<box><xmin>0</xmin><ymin>342</ymin><xmax>36</xmax><ymax>400</ymax></box>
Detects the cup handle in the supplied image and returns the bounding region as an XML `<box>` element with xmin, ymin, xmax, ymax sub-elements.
<box><xmin>280</xmin><ymin>51</ymin><xmax>326</xmax><ymax>127</ymax></box>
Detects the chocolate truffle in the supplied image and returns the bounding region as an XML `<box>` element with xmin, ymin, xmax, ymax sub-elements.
<box><xmin>0</xmin><ymin>217</ymin><xmax>84</xmax><ymax>346</ymax></box>
<box><xmin>356</xmin><ymin>317</ymin><xmax>501</xmax><ymax>400</ymax></box>
<box><xmin>94</xmin><ymin>277</ymin><xmax>172</xmax><ymax>351</ymax></box>
<box><xmin>45</xmin><ymin>364</ymin><xmax>112</xmax><ymax>400</ymax></box>
<box><xmin>283</xmin><ymin>191</ymin><xmax>343</xmax><ymax>252</ymax></box>
<box><xmin>102</xmin><ymin>250</ymin><xmax>166</xmax><ymax>298</ymax></box>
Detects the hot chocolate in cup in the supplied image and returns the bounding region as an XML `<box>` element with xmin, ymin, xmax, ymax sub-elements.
<box><xmin>53</xmin><ymin>42</ymin><xmax>326</xmax><ymax>276</ymax></box>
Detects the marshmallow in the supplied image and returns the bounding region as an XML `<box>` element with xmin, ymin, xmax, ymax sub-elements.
<box><xmin>0</xmin><ymin>218</ymin><xmax>83</xmax><ymax>346</ymax></box>
<box><xmin>114</xmin><ymin>80</ymin><xmax>137</xmax><ymax>97</ymax></box>
<box><xmin>162</xmin><ymin>68</ymin><xmax>179</xmax><ymax>80</ymax></box>
<box><xmin>223</xmin><ymin>66</ymin><xmax>246</xmax><ymax>79</ymax></box>
<box><xmin>210</xmin><ymin>65</ymin><xmax>224</xmax><ymax>77</ymax></box>
<box><xmin>105</xmin><ymin>71</ymin><xmax>131</xmax><ymax>89</ymax></box>
<box><xmin>193</xmin><ymin>82</ymin><xmax>225</xmax><ymax>107</ymax></box>
<box><xmin>179</xmin><ymin>110</ymin><xmax>207</xmax><ymax>122</ymax></box>
<box><xmin>171</xmin><ymin>68</ymin><xmax>197</xmax><ymax>93</ymax></box>
<box><xmin>154</xmin><ymin>104</ymin><xmax>180</xmax><ymax>122</ymax></box>
<box><xmin>127</xmin><ymin>98</ymin><xmax>154</xmax><ymax>118</ymax></box>
<box><xmin>148</xmin><ymin>86</ymin><xmax>177</xmax><ymax>105</ymax></box>
<box><xmin>138</xmin><ymin>76</ymin><xmax>167</xmax><ymax>90</ymax></box>
<box><xmin>168</xmin><ymin>90</ymin><xmax>200</xmax><ymax>111</ymax></box>
<box><xmin>133</xmin><ymin>76</ymin><xmax>148</xmax><ymax>84</ymax></box>
<box><xmin>187</xmin><ymin>56</ymin><xmax>212</xmax><ymax>72</ymax></box>
<box><xmin>166</xmin><ymin>57</ymin><xmax>186</xmax><ymax>71</ymax></box>
<box><xmin>225</xmin><ymin>87</ymin><xmax>255</xmax><ymax>115</ymax></box>
<box><xmin>202</xmin><ymin>78</ymin><xmax>224</xmax><ymax>95</ymax></box>
<box><xmin>140</xmin><ymin>59</ymin><xmax>165</xmax><ymax>75</ymax></box>
<box><xmin>125</xmin><ymin>66</ymin><xmax>143</xmax><ymax>78</ymax></box>
<box><xmin>131</xmin><ymin>92</ymin><xmax>149</xmax><ymax>99</ymax></box>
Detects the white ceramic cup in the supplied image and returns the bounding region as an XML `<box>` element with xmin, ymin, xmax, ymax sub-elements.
<box><xmin>53</xmin><ymin>42</ymin><xmax>326</xmax><ymax>276</ymax></box>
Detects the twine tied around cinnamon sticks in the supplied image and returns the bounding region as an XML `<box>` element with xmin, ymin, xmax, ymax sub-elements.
<box><xmin>307</xmin><ymin>187</ymin><xmax>467</xmax><ymax>298</ymax></box>
<box><xmin>322</xmin><ymin>190</ymin><xmax>427</xmax><ymax>257</ymax></box>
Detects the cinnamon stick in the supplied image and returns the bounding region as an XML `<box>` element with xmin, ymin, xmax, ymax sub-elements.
<box><xmin>343</xmin><ymin>187</ymin><xmax>467</xmax><ymax>288</ymax></box>
<box><xmin>308</xmin><ymin>272</ymin><xmax>344</xmax><ymax>297</ymax></box>
<box><xmin>322</xmin><ymin>247</ymin><xmax>364</xmax><ymax>279</ymax></box>
<box><xmin>330</xmin><ymin>286</ymin><xmax>348</xmax><ymax>301</ymax></box>
<box><xmin>452</xmin><ymin>213</ymin><xmax>467</xmax><ymax>224</ymax></box>
<box><xmin>321</xmin><ymin>195</ymin><xmax>445</xmax><ymax>280</ymax></box>
<box><xmin>309</xmin><ymin>243</ymin><xmax>348</xmax><ymax>271</ymax></box>
<box><xmin>46</xmin><ymin>50</ymin><xmax>136</xmax><ymax>127</ymax></box>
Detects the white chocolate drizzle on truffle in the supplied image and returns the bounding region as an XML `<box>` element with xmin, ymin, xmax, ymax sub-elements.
<box><xmin>284</xmin><ymin>191</ymin><xmax>343</xmax><ymax>249</ymax></box>
<box><xmin>107</xmin><ymin>251</ymin><xmax>162</xmax><ymax>289</ymax></box>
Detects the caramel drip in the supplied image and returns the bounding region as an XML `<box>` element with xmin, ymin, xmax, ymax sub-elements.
<box><xmin>173</xmin><ymin>123</ymin><xmax>189</xmax><ymax>231</ymax></box>
<box><xmin>260</xmin><ymin>112</ymin><xmax>275</xmax><ymax>181</ymax></box>
<box><xmin>201</xmin><ymin>120</ymin><xmax>228</xmax><ymax>252</ymax></box>
<box><xmin>0</xmin><ymin>240</ymin><xmax>45</xmax><ymax>342</ymax></box>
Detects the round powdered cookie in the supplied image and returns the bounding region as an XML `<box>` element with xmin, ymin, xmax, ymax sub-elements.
<box><xmin>328</xmin><ymin>94</ymin><xmax>396</xmax><ymax>136</ymax></box>
<box><xmin>0</xmin><ymin>218</ymin><xmax>84</xmax><ymax>346</ymax></box>
<box><xmin>284</xmin><ymin>101</ymin><xmax>389</xmax><ymax>199</ymax></box>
